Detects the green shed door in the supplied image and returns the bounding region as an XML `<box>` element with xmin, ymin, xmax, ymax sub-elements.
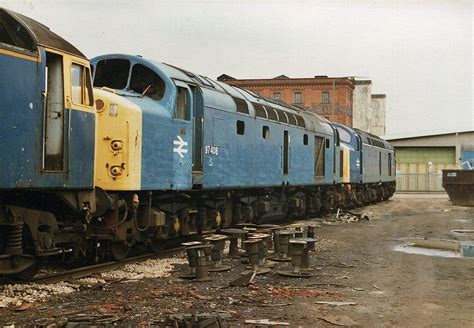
<box><xmin>395</xmin><ymin>147</ymin><xmax>455</xmax><ymax>165</ymax></box>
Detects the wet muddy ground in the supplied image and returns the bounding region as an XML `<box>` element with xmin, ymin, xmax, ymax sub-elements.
<box><xmin>1</xmin><ymin>193</ymin><xmax>473</xmax><ymax>327</ymax></box>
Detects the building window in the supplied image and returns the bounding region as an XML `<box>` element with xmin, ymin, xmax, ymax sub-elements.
<box><xmin>322</xmin><ymin>91</ymin><xmax>329</xmax><ymax>104</ymax></box>
<box><xmin>294</xmin><ymin>92</ymin><xmax>302</xmax><ymax>104</ymax></box>
<box><xmin>236</xmin><ymin>120</ymin><xmax>245</xmax><ymax>135</ymax></box>
<box><xmin>303</xmin><ymin>134</ymin><xmax>308</xmax><ymax>145</ymax></box>
<box><xmin>273</xmin><ymin>92</ymin><xmax>281</xmax><ymax>100</ymax></box>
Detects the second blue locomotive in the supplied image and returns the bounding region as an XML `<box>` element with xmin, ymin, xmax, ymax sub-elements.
<box><xmin>90</xmin><ymin>54</ymin><xmax>395</xmax><ymax>227</ymax></box>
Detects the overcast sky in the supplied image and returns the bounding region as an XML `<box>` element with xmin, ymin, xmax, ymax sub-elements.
<box><xmin>1</xmin><ymin>0</ymin><xmax>472</xmax><ymax>137</ymax></box>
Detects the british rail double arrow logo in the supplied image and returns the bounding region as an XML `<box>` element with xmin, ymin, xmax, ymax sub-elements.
<box><xmin>173</xmin><ymin>136</ymin><xmax>188</xmax><ymax>158</ymax></box>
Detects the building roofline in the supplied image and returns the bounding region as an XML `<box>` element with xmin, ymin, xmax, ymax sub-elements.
<box><xmin>384</xmin><ymin>129</ymin><xmax>474</xmax><ymax>141</ymax></box>
<box><xmin>219</xmin><ymin>77</ymin><xmax>355</xmax><ymax>88</ymax></box>
<box><xmin>219</xmin><ymin>77</ymin><xmax>352</xmax><ymax>82</ymax></box>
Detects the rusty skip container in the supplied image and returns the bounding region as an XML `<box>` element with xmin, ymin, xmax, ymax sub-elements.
<box><xmin>442</xmin><ymin>169</ymin><xmax>474</xmax><ymax>206</ymax></box>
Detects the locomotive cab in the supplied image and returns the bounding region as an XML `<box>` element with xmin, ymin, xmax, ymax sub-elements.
<box><xmin>0</xmin><ymin>9</ymin><xmax>97</xmax><ymax>276</ymax></box>
<box><xmin>91</xmin><ymin>55</ymin><xmax>198</xmax><ymax>191</ymax></box>
<box><xmin>0</xmin><ymin>9</ymin><xmax>96</xmax><ymax>191</ymax></box>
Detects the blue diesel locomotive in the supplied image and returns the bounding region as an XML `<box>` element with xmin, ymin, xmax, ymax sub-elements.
<box><xmin>88</xmin><ymin>53</ymin><xmax>395</xmax><ymax>258</ymax></box>
<box><xmin>0</xmin><ymin>9</ymin><xmax>99</xmax><ymax>276</ymax></box>
<box><xmin>0</xmin><ymin>9</ymin><xmax>395</xmax><ymax>277</ymax></box>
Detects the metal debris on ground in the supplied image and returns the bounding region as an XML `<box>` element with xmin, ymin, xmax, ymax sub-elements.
<box><xmin>229</xmin><ymin>270</ymin><xmax>256</xmax><ymax>287</ymax></box>
<box><xmin>315</xmin><ymin>301</ymin><xmax>357</xmax><ymax>306</ymax></box>
<box><xmin>335</xmin><ymin>209</ymin><xmax>371</xmax><ymax>223</ymax></box>
<box><xmin>317</xmin><ymin>314</ymin><xmax>360</xmax><ymax>326</ymax></box>
<box><xmin>244</xmin><ymin>319</ymin><xmax>290</xmax><ymax>326</ymax></box>
<box><xmin>268</xmin><ymin>286</ymin><xmax>334</xmax><ymax>299</ymax></box>
<box><xmin>160</xmin><ymin>312</ymin><xmax>233</xmax><ymax>327</ymax></box>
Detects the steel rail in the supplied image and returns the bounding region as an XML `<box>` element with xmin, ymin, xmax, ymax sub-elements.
<box><xmin>30</xmin><ymin>246</ymin><xmax>185</xmax><ymax>284</ymax></box>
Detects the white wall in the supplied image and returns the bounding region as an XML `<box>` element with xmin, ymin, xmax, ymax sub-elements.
<box><xmin>371</xmin><ymin>96</ymin><xmax>386</xmax><ymax>136</ymax></box>
<box><xmin>352</xmin><ymin>82</ymin><xmax>373</xmax><ymax>133</ymax></box>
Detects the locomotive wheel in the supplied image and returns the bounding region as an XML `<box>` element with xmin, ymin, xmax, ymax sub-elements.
<box><xmin>110</xmin><ymin>241</ymin><xmax>130</xmax><ymax>261</ymax></box>
<box><xmin>12</xmin><ymin>261</ymin><xmax>41</xmax><ymax>281</ymax></box>
<box><xmin>11</xmin><ymin>225</ymin><xmax>41</xmax><ymax>280</ymax></box>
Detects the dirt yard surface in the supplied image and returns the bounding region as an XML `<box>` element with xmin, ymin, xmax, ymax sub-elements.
<box><xmin>1</xmin><ymin>193</ymin><xmax>473</xmax><ymax>327</ymax></box>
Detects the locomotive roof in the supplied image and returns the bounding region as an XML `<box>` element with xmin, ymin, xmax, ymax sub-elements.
<box><xmin>0</xmin><ymin>8</ymin><xmax>86</xmax><ymax>59</ymax></box>
<box><xmin>353</xmin><ymin>128</ymin><xmax>393</xmax><ymax>150</ymax></box>
<box><xmin>91</xmin><ymin>53</ymin><xmax>335</xmax><ymax>135</ymax></box>
<box><xmin>158</xmin><ymin>61</ymin><xmax>334</xmax><ymax>135</ymax></box>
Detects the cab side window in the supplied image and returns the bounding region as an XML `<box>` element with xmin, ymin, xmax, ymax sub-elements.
<box><xmin>129</xmin><ymin>64</ymin><xmax>165</xmax><ymax>100</ymax></box>
<box><xmin>175</xmin><ymin>87</ymin><xmax>190</xmax><ymax>120</ymax></box>
<box><xmin>0</xmin><ymin>11</ymin><xmax>35</xmax><ymax>52</ymax></box>
<box><xmin>71</xmin><ymin>64</ymin><xmax>93</xmax><ymax>106</ymax></box>
<box><xmin>93</xmin><ymin>59</ymin><xmax>130</xmax><ymax>89</ymax></box>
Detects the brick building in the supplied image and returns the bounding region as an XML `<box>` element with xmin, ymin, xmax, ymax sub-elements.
<box><xmin>217</xmin><ymin>75</ymin><xmax>386</xmax><ymax>135</ymax></box>
<box><xmin>217</xmin><ymin>74</ymin><xmax>354</xmax><ymax>126</ymax></box>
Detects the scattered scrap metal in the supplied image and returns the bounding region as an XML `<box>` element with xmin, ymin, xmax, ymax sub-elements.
<box><xmin>335</xmin><ymin>209</ymin><xmax>371</xmax><ymax>223</ymax></box>
<box><xmin>159</xmin><ymin>312</ymin><xmax>233</xmax><ymax>328</ymax></box>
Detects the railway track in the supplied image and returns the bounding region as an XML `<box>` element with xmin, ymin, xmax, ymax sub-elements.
<box><xmin>30</xmin><ymin>247</ymin><xmax>185</xmax><ymax>284</ymax></box>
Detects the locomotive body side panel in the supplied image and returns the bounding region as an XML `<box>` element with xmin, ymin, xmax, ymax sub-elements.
<box><xmin>251</xmin><ymin>118</ymin><xmax>287</xmax><ymax>187</ymax></box>
<box><xmin>129</xmin><ymin>76</ymin><xmax>193</xmax><ymax>191</ymax></box>
<box><xmin>202</xmin><ymin>101</ymin><xmax>256</xmax><ymax>189</ymax></box>
<box><xmin>351</xmin><ymin>135</ymin><xmax>363</xmax><ymax>184</ymax></box>
<box><xmin>356</xmin><ymin>130</ymin><xmax>395</xmax><ymax>185</ymax></box>
<box><xmin>334</xmin><ymin>123</ymin><xmax>362</xmax><ymax>184</ymax></box>
<box><xmin>0</xmin><ymin>46</ymin><xmax>95</xmax><ymax>189</ymax></box>
<box><xmin>61</xmin><ymin>52</ymin><xmax>96</xmax><ymax>189</ymax></box>
<box><xmin>0</xmin><ymin>44</ymin><xmax>40</xmax><ymax>188</ymax></box>
<box><xmin>361</xmin><ymin>144</ymin><xmax>378</xmax><ymax>183</ymax></box>
<box><xmin>286</xmin><ymin>126</ymin><xmax>315</xmax><ymax>186</ymax></box>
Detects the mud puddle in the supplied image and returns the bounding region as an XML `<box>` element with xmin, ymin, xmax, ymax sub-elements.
<box><xmin>393</xmin><ymin>244</ymin><xmax>461</xmax><ymax>258</ymax></box>
<box><xmin>453</xmin><ymin>218</ymin><xmax>472</xmax><ymax>223</ymax></box>
<box><xmin>451</xmin><ymin>229</ymin><xmax>474</xmax><ymax>235</ymax></box>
